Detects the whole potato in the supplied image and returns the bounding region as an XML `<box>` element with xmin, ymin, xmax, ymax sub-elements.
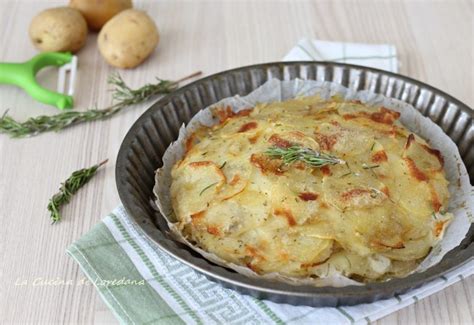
<box><xmin>29</xmin><ymin>7</ymin><xmax>88</xmax><ymax>53</ymax></box>
<box><xmin>69</xmin><ymin>0</ymin><xmax>133</xmax><ymax>31</ymax></box>
<box><xmin>98</xmin><ymin>9</ymin><xmax>159</xmax><ymax>69</ymax></box>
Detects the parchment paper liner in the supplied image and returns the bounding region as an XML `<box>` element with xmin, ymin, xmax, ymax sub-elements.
<box><xmin>154</xmin><ymin>79</ymin><xmax>473</xmax><ymax>287</ymax></box>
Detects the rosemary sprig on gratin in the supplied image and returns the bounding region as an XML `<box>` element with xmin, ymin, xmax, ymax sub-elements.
<box><xmin>265</xmin><ymin>145</ymin><xmax>344</xmax><ymax>168</ymax></box>
<box><xmin>0</xmin><ymin>71</ymin><xmax>201</xmax><ymax>138</ymax></box>
<box><xmin>48</xmin><ymin>160</ymin><xmax>108</xmax><ymax>224</ymax></box>
<box><xmin>199</xmin><ymin>182</ymin><xmax>218</xmax><ymax>196</ymax></box>
<box><xmin>362</xmin><ymin>164</ymin><xmax>380</xmax><ymax>169</ymax></box>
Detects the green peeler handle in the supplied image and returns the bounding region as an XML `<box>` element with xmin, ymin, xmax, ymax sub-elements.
<box><xmin>0</xmin><ymin>52</ymin><xmax>74</xmax><ymax>109</ymax></box>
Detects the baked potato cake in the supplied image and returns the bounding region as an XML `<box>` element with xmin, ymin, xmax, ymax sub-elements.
<box><xmin>170</xmin><ymin>96</ymin><xmax>452</xmax><ymax>281</ymax></box>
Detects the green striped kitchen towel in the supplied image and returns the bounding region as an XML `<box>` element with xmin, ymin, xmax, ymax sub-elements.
<box><xmin>67</xmin><ymin>205</ymin><xmax>474</xmax><ymax>325</ymax></box>
<box><xmin>283</xmin><ymin>38</ymin><xmax>399</xmax><ymax>72</ymax></box>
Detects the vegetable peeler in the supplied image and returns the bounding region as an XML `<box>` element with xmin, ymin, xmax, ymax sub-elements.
<box><xmin>0</xmin><ymin>52</ymin><xmax>77</xmax><ymax>109</ymax></box>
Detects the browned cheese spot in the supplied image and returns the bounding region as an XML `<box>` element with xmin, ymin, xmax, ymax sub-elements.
<box><xmin>274</xmin><ymin>208</ymin><xmax>297</xmax><ymax>226</ymax></box>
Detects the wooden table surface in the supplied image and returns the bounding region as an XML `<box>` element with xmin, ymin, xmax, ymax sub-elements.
<box><xmin>0</xmin><ymin>0</ymin><xmax>472</xmax><ymax>324</ymax></box>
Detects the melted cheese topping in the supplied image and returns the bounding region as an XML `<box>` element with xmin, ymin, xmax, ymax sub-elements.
<box><xmin>170</xmin><ymin>97</ymin><xmax>452</xmax><ymax>281</ymax></box>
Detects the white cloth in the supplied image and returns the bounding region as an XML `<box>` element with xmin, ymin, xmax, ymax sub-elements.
<box><xmin>102</xmin><ymin>206</ymin><xmax>473</xmax><ymax>324</ymax></box>
<box><xmin>283</xmin><ymin>38</ymin><xmax>399</xmax><ymax>72</ymax></box>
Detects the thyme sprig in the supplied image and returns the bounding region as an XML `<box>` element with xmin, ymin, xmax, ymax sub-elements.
<box><xmin>48</xmin><ymin>159</ymin><xmax>108</xmax><ymax>224</ymax></box>
<box><xmin>265</xmin><ymin>145</ymin><xmax>344</xmax><ymax>168</ymax></box>
<box><xmin>0</xmin><ymin>71</ymin><xmax>201</xmax><ymax>138</ymax></box>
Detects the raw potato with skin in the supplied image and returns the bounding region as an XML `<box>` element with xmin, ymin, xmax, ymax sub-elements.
<box><xmin>69</xmin><ymin>0</ymin><xmax>133</xmax><ymax>31</ymax></box>
<box><xmin>98</xmin><ymin>9</ymin><xmax>159</xmax><ymax>69</ymax></box>
<box><xmin>29</xmin><ymin>7</ymin><xmax>87</xmax><ymax>53</ymax></box>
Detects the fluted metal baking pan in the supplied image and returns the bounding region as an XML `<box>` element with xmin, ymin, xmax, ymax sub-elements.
<box><xmin>116</xmin><ymin>62</ymin><xmax>474</xmax><ymax>307</ymax></box>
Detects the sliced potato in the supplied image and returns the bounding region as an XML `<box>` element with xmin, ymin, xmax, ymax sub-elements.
<box><xmin>171</xmin><ymin>161</ymin><xmax>226</xmax><ymax>219</ymax></box>
<box><xmin>168</xmin><ymin>95</ymin><xmax>452</xmax><ymax>281</ymax></box>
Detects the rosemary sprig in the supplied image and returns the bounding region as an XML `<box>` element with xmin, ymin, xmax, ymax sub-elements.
<box><xmin>0</xmin><ymin>71</ymin><xmax>201</xmax><ymax>138</ymax></box>
<box><xmin>199</xmin><ymin>182</ymin><xmax>218</xmax><ymax>196</ymax></box>
<box><xmin>48</xmin><ymin>159</ymin><xmax>108</xmax><ymax>224</ymax></box>
<box><xmin>362</xmin><ymin>164</ymin><xmax>380</xmax><ymax>169</ymax></box>
<box><xmin>265</xmin><ymin>145</ymin><xmax>344</xmax><ymax>168</ymax></box>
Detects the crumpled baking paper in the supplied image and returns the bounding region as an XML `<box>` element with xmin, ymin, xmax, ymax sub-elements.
<box><xmin>154</xmin><ymin>79</ymin><xmax>473</xmax><ymax>286</ymax></box>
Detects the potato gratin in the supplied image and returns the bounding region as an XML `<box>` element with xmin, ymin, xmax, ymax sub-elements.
<box><xmin>170</xmin><ymin>97</ymin><xmax>452</xmax><ymax>281</ymax></box>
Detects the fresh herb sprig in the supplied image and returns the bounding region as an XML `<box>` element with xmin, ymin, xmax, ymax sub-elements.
<box><xmin>48</xmin><ymin>159</ymin><xmax>108</xmax><ymax>224</ymax></box>
<box><xmin>0</xmin><ymin>71</ymin><xmax>202</xmax><ymax>138</ymax></box>
<box><xmin>265</xmin><ymin>145</ymin><xmax>344</xmax><ymax>168</ymax></box>
<box><xmin>362</xmin><ymin>164</ymin><xmax>380</xmax><ymax>169</ymax></box>
<box><xmin>199</xmin><ymin>182</ymin><xmax>218</xmax><ymax>196</ymax></box>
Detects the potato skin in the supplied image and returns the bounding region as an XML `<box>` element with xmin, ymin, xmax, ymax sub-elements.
<box><xmin>29</xmin><ymin>7</ymin><xmax>88</xmax><ymax>53</ymax></box>
<box><xmin>69</xmin><ymin>0</ymin><xmax>133</xmax><ymax>31</ymax></box>
<box><xmin>98</xmin><ymin>9</ymin><xmax>159</xmax><ymax>69</ymax></box>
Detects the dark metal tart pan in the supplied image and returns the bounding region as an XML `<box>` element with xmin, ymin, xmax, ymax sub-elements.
<box><xmin>116</xmin><ymin>62</ymin><xmax>474</xmax><ymax>307</ymax></box>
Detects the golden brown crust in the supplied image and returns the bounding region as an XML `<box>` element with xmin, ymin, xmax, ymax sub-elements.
<box><xmin>170</xmin><ymin>96</ymin><xmax>452</xmax><ymax>281</ymax></box>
